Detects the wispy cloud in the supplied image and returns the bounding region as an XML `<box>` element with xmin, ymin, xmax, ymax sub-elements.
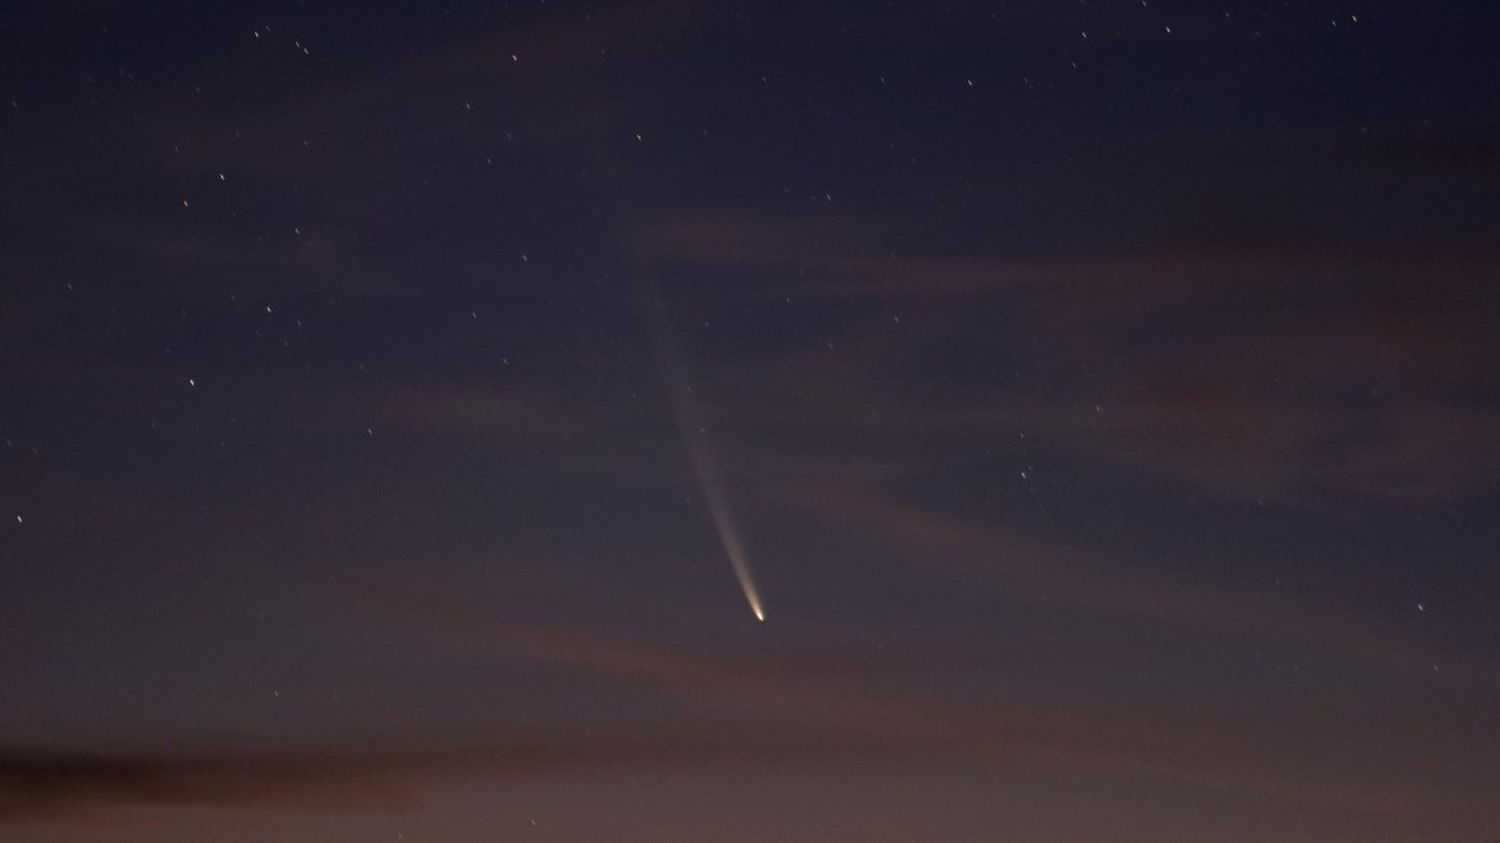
<box><xmin>776</xmin><ymin>483</ymin><xmax>1491</xmax><ymax>680</ymax></box>
<box><xmin>627</xmin><ymin>208</ymin><xmax>1500</xmax><ymax>505</ymax></box>
<box><xmin>347</xmin><ymin>587</ymin><xmax>1498</xmax><ymax>819</ymax></box>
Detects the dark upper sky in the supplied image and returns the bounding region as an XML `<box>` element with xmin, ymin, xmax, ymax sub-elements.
<box><xmin>3</xmin><ymin>1</ymin><xmax>1499</xmax><ymax>840</ymax></box>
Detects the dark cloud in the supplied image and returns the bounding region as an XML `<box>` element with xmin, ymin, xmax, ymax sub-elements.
<box><xmin>0</xmin><ymin>726</ymin><xmax>887</xmax><ymax>827</ymax></box>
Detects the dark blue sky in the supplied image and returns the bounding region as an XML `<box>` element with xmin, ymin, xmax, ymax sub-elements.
<box><xmin>2</xmin><ymin>1</ymin><xmax>1499</xmax><ymax>840</ymax></box>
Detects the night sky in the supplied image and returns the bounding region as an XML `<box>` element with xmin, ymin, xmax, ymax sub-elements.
<box><xmin>3</xmin><ymin>1</ymin><xmax>1500</xmax><ymax>840</ymax></box>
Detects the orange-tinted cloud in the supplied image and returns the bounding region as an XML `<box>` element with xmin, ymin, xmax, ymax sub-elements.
<box><xmin>628</xmin><ymin>208</ymin><xmax>1500</xmax><ymax>505</ymax></box>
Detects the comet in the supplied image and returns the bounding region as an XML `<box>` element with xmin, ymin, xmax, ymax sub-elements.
<box><xmin>640</xmin><ymin>289</ymin><xmax>767</xmax><ymax>623</ymax></box>
<box><xmin>585</xmin><ymin>143</ymin><xmax>766</xmax><ymax>622</ymax></box>
<box><xmin>684</xmin><ymin>429</ymin><xmax>767</xmax><ymax>622</ymax></box>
